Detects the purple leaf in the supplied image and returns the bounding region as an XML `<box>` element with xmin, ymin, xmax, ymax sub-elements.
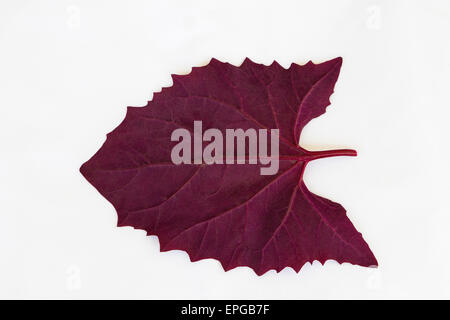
<box><xmin>80</xmin><ymin>57</ymin><xmax>377</xmax><ymax>275</ymax></box>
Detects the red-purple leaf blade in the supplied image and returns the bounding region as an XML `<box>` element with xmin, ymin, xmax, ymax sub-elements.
<box><xmin>80</xmin><ymin>57</ymin><xmax>377</xmax><ymax>275</ymax></box>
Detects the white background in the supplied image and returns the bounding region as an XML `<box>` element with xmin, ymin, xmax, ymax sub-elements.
<box><xmin>1</xmin><ymin>0</ymin><xmax>449</xmax><ymax>299</ymax></box>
